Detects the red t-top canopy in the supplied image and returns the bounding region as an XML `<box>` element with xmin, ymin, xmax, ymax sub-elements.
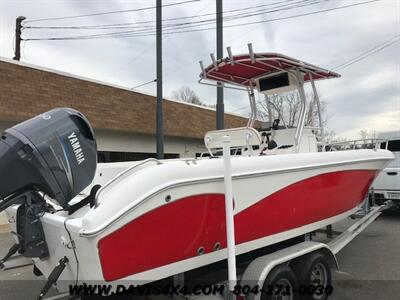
<box><xmin>200</xmin><ymin>52</ymin><xmax>340</xmax><ymax>87</ymax></box>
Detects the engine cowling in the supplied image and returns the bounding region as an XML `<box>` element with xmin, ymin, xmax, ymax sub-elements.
<box><xmin>0</xmin><ymin>108</ymin><xmax>97</xmax><ymax>210</ymax></box>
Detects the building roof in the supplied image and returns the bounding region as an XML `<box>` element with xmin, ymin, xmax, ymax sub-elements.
<box><xmin>0</xmin><ymin>57</ymin><xmax>251</xmax><ymax>140</ymax></box>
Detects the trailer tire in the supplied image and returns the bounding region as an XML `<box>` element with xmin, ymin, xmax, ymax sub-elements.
<box><xmin>292</xmin><ymin>251</ymin><xmax>332</xmax><ymax>300</ymax></box>
<box><xmin>261</xmin><ymin>264</ymin><xmax>299</xmax><ymax>300</ymax></box>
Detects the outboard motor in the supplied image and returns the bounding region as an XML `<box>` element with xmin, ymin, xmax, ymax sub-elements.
<box><xmin>0</xmin><ymin>108</ymin><xmax>97</xmax><ymax>260</ymax></box>
<box><xmin>0</xmin><ymin>108</ymin><xmax>97</xmax><ymax>209</ymax></box>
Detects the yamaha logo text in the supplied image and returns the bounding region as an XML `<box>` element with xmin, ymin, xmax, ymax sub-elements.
<box><xmin>68</xmin><ymin>131</ymin><xmax>85</xmax><ymax>165</ymax></box>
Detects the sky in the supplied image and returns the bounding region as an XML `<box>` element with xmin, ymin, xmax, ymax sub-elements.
<box><xmin>0</xmin><ymin>0</ymin><xmax>399</xmax><ymax>139</ymax></box>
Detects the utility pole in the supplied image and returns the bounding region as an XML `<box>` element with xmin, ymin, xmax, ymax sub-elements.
<box><xmin>156</xmin><ymin>0</ymin><xmax>164</xmax><ymax>159</ymax></box>
<box><xmin>216</xmin><ymin>0</ymin><xmax>224</xmax><ymax>129</ymax></box>
<box><xmin>13</xmin><ymin>16</ymin><xmax>26</xmax><ymax>61</ymax></box>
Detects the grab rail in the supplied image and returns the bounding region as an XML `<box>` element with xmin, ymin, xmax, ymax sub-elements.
<box><xmin>325</xmin><ymin>138</ymin><xmax>388</xmax><ymax>152</ymax></box>
<box><xmin>94</xmin><ymin>158</ymin><xmax>161</xmax><ymax>208</ymax></box>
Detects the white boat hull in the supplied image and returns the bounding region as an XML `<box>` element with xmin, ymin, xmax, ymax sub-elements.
<box><xmin>5</xmin><ymin>149</ymin><xmax>393</xmax><ymax>290</ymax></box>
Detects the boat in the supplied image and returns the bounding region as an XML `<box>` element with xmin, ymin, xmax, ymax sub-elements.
<box><xmin>0</xmin><ymin>45</ymin><xmax>393</xmax><ymax>295</ymax></box>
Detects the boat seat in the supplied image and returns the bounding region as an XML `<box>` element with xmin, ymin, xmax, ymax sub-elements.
<box><xmin>204</xmin><ymin>127</ymin><xmax>262</xmax><ymax>155</ymax></box>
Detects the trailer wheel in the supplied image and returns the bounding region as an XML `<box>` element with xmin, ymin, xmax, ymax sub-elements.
<box><xmin>261</xmin><ymin>264</ymin><xmax>299</xmax><ymax>300</ymax></box>
<box><xmin>292</xmin><ymin>252</ymin><xmax>331</xmax><ymax>300</ymax></box>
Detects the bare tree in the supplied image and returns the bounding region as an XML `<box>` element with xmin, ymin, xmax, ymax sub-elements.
<box><xmin>256</xmin><ymin>91</ymin><xmax>332</xmax><ymax>145</ymax></box>
<box><xmin>171</xmin><ymin>86</ymin><xmax>203</xmax><ymax>106</ymax></box>
<box><xmin>359</xmin><ymin>130</ymin><xmax>369</xmax><ymax>140</ymax></box>
<box><xmin>359</xmin><ymin>129</ymin><xmax>377</xmax><ymax>140</ymax></box>
<box><xmin>206</xmin><ymin>103</ymin><xmax>217</xmax><ymax>109</ymax></box>
<box><xmin>257</xmin><ymin>91</ymin><xmax>329</xmax><ymax>128</ymax></box>
<box><xmin>325</xmin><ymin>130</ymin><xmax>338</xmax><ymax>143</ymax></box>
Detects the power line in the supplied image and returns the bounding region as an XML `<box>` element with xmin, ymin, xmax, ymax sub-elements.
<box><xmin>24</xmin><ymin>0</ymin><xmax>326</xmax><ymax>41</ymax></box>
<box><xmin>22</xmin><ymin>0</ymin><xmax>322</xmax><ymax>39</ymax></box>
<box><xmin>231</xmin><ymin>33</ymin><xmax>400</xmax><ymax>114</ymax></box>
<box><xmin>159</xmin><ymin>0</ymin><xmax>214</xmax><ymax>75</ymax></box>
<box><xmin>162</xmin><ymin>0</ymin><xmax>381</xmax><ymax>38</ymax></box>
<box><xmin>132</xmin><ymin>79</ymin><xmax>157</xmax><ymax>89</ymax></box>
<box><xmin>108</xmin><ymin>0</ymin><xmax>214</xmax><ymax>86</ymax></box>
<box><xmin>23</xmin><ymin>0</ymin><xmax>378</xmax><ymax>41</ymax></box>
<box><xmin>332</xmin><ymin>34</ymin><xmax>400</xmax><ymax>70</ymax></box>
<box><xmin>164</xmin><ymin>0</ymin><xmax>299</xmax><ymax>81</ymax></box>
<box><xmin>24</xmin><ymin>0</ymin><xmax>325</xmax><ymax>33</ymax></box>
<box><xmin>108</xmin><ymin>44</ymin><xmax>155</xmax><ymax>78</ymax></box>
<box><xmin>25</xmin><ymin>1</ymin><xmax>315</xmax><ymax>30</ymax></box>
<box><xmin>24</xmin><ymin>0</ymin><xmax>298</xmax><ymax>29</ymax></box>
<box><xmin>23</xmin><ymin>0</ymin><xmax>200</xmax><ymax>24</ymax></box>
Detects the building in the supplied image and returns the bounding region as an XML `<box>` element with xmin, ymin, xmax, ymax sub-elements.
<box><xmin>0</xmin><ymin>57</ymin><xmax>251</xmax><ymax>225</ymax></box>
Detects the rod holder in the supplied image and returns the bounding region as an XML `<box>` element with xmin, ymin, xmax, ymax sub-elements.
<box><xmin>227</xmin><ymin>46</ymin><xmax>234</xmax><ymax>65</ymax></box>
<box><xmin>248</xmin><ymin>43</ymin><xmax>255</xmax><ymax>63</ymax></box>
<box><xmin>210</xmin><ymin>53</ymin><xmax>218</xmax><ymax>70</ymax></box>
<box><xmin>199</xmin><ymin>61</ymin><xmax>206</xmax><ymax>78</ymax></box>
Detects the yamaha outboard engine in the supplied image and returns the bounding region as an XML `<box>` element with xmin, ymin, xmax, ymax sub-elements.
<box><xmin>0</xmin><ymin>108</ymin><xmax>97</xmax><ymax>209</ymax></box>
<box><xmin>0</xmin><ymin>108</ymin><xmax>97</xmax><ymax>260</ymax></box>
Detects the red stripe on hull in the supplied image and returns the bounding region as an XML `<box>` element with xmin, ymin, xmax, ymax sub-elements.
<box><xmin>98</xmin><ymin>170</ymin><xmax>377</xmax><ymax>281</ymax></box>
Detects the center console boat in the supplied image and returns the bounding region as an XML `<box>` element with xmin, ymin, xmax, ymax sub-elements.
<box><xmin>0</xmin><ymin>45</ymin><xmax>393</xmax><ymax>297</ymax></box>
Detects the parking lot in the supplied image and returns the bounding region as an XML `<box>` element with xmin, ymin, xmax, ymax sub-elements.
<box><xmin>331</xmin><ymin>209</ymin><xmax>400</xmax><ymax>299</ymax></box>
<box><xmin>1</xmin><ymin>209</ymin><xmax>400</xmax><ymax>300</ymax></box>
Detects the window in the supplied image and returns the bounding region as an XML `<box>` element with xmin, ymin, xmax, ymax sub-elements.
<box><xmin>98</xmin><ymin>151</ymin><xmax>179</xmax><ymax>163</ymax></box>
<box><xmin>388</xmin><ymin>140</ymin><xmax>400</xmax><ymax>152</ymax></box>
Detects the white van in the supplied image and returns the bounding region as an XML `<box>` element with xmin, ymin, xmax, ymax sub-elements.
<box><xmin>371</xmin><ymin>131</ymin><xmax>400</xmax><ymax>205</ymax></box>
